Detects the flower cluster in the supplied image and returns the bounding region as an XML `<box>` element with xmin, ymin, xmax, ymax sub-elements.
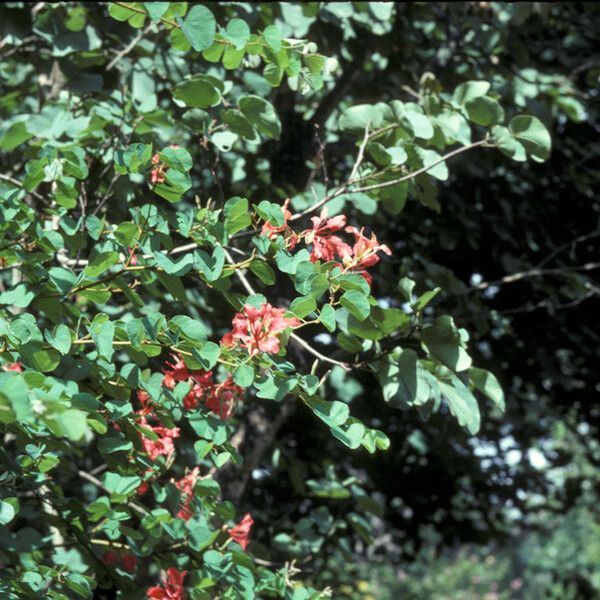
<box><xmin>2</xmin><ymin>362</ymin><xmax>23</xmax><ymax>372</ymax></box>
<box><xmin>221</xmin><ymin>303</ymin><xmax>301</xmax><ymax>356</ymax></box>
<box><xmin>147</xmin><ymin>567</ymin><xmax>187</xmax><ymax>600</ymax></box>
<box><xmin>261</xmin><ymin>205</ymin><xmax>391</xmax><ymax>285</ymax></box>
<box><xmin>162</xmin><ymin>353</ymin><xmax>243</xmax><ymax>420</ymax></box>
<box><xmin>150</xmin><ymin>144</ymin><xmax>180</xmax><ymax>185</ymax></box>
<box><xmin>134</xmin><ymin>390</ymin><xmax>181</xmax><ymax>462</ymax></box>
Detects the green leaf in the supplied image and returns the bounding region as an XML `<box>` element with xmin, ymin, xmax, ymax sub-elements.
<box><xmin>263</xmin><ymin>25</ymin><xmax>282</xmax><ymax>52</ymax></box>
<box><xmin>52</xmin><ymin>408</ymin><xmax>89</xmax><ymax>441</ymax></box>
<box><xmin>453</xmin><ymin>80</ymin><xmax>490</xmax><ymax>105</ymax></box>
<box><xmin>90</xmin><ymin>321</ymin><xmax>115</xmax><ymax>361</ymax></box>
<box><xmin>0</xmin><ymin>500</ymin><xmax>17</xmax><ymax>525</ymax></box>
<box><xmin>436</xmin><ymin>370</ymin><xmax>480</xmax><ymax>435</ymax></box>
<box><xmin>198</xmin><ymin>342</ymin><xmax>220</xmax><ymax>369</ymax></box>
<box><xmin>249</xmin><ymin>261</ymin><xmax>276</xmax><ymax>285</ymax></box>
<box><xmin>239</xmin><ymin>96</ymin><xmax>281</xmax><ymax>139</ymax></box>
<box><xmin>469</xmin><ymin>367</ymin><xmax>505</xmax><ymax>411</ymax></box>
<box><xmin>491</xmin><ymin>125</ymin><xmax>527</xmax><ymax>162</ymax></box>
<box><xmin>0</xmin><ymin>283</ymin><xmax>35</xmax><ymax>308</ymax></box>
<box><xmin>44</xmin><ymin>324</ymin><xmax>72</xmax><ymax>355</ymax></box>
<box><xmin>465</xmin><ymin>96</ymin><xmax>504</xmax><ymax>126</ymax></box>
<box><xmin>143</xmin><ymin>2</ymin><xmax>169</xmax><ymax>21</ymax></box>
<box><xmin>224</xmin><ymin>18</ymin><xmax>250</xmax><ymax>50</ymax></box>
<box><xmin>340</xmin><ymin>290</ymin><xmax>371</xmax><ymax>321</ymax></box>
<box><xmin>173</xmin><ymin>75</ymin><xmax>222</xmax><ymax>108</ymax></box>
<box><xmin>211</xmin><ymin>131</ymin><xmax>238</xmax><ymax>152</ymax></box>
<box><xmin>102</xmin><ymin>472</ymin><xmax>142</xmax><ymax>497</ymax></box>
<box><xmin>509</xmin><ymin>115</ymin><xmax>552</xmax><ymax>162</ymax></box>
<box><xmin>234</xmin><ymin>363</ymin><xmax>254</xmax><ymax>387</ymax></box>
<box><xmin>178</xmin><ymin>4</ymin><xmax>216</xmax><ymax>52</ymax></box>
<box><xmin>85</xmin><ymin>251</ymin><xmax>119</xmax><ymax>278</ymax></box>
<box><xmin>319</xmin><ymin>304</ymin><xmax>336</xmax><ymax>332</ymax></box>
<box><xmin>224</xmin><ymin>196</ymin><xmax>251</xmax><ymax>235</ymax></box>
<box><xmin>421</xmin><ymin>315</ymin><xmax>472</xmax><ymax>372</ymax></box>
<box><xmin>339</xmin><ymin>104</ymin><xmax>384</xmax><ymax>133</ymax></box>
<box><xmin>289</xmin><ymin>296</ymin><xmax>317</xmax><ymax>319</ymax></box>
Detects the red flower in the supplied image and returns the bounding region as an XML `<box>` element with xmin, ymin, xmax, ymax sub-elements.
<box><xmin>162</xmin><ymin>353</ymin><xmax>191</xmax><ymax>390</ymax></box>
<box><xmin>1</xmin><ymin>362</ymin><xmax>23</xmax><ymax>372</ymax></box>
<box><xmin>137</xmin><ymin>416</ymin><xmax>180</xmax><ymax>461</ymax></box>
<box><xmin>344</xmin><ymin>226</ymin><xmax>391</xmax><ymax>269</ymax></box>
<box><xmin>229</xmin><ymin>513</ymin><xmax>254</xmax><ymax>551</ymax></box>
<box><xmin>205</xmin><ymin>375</ymin><xmax>243</xmax><ymax>421</ymax></box>
<box><xmin>221</xmin><ymin>303</ymin><xmax>301</xmax><ymax>356</ymax></box>
<box><xmin>174</xmin><ymin>467</ymin><xmax>200</xmax><ymax>521</ymax></box>
<box><xmin>146</xmin><ymin>567</ymin><xmax>187</xmax><ymax>600</ymax></box>
<box><xmin>302</xmin><ymin>208</ymin><xmax>352</xmax><ymax>263</ymax></box>
<box><xmin>121</xmin><ymin>553</ymin><xmax>137</xmax><ymax>573</ymax></box>
<box><xmin>102</xmin><ymin>550</ymin><xmax>119</xmax><ymax>566</ymax></box>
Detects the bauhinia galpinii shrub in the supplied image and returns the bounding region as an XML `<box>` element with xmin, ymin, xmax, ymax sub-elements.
<box><xmin>0</xmin><ymin>3</ymin><xmax>551</xmax><ymax>599</ymax></box>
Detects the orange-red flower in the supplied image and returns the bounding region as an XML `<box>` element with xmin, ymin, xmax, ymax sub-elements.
<box><xmin>146</xmin><ymin>567</ymin><xmax>187</xmax><ymax>600</ymax></box>
<box><xmin>162</xmin><ymin>353</ymin><xmax>191</xmax><ymax>390</ymax></box>
<box><xmin>302</xmin><ymin>207</ymin><xmax>351</xmax><ymax>263</ymax></box>
<box><xmin>205</xmin><ymin>375</ymin><xmax>244</xmax><ymax>421</ymax></box>
<box><xmin>221</xmin><ymin>303</ymin><xmax>301</xmax><ymax>356</ymax></box>
<box><xmin>137</xmin><ymin>416</ymin><xmax>180</xmax><ymax>461</ymax></box>
<box><xmin>229</xmin><ymin>513</ymin><xmax>254</xmax><ymax>551</ymax></box>
<box><xmin>344</xmin><ymin>226</ymin><xmax>391</xmax><ymax>269</ymax></box>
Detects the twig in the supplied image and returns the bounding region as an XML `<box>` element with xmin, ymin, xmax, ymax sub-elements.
<box><xmin>78</xmin><ymin>470</ymin><xmax>149</xmax><ymax>516</ymax></box>
<box><xmin>0</xmin><ymin>173</ymin><xmax>45</xmax><ymax>203</ymax></box>
<box><xmin>106</xmin><ymin>23</ymin><xmax>153</xmax><ymax>71</ymax></box>
<box><xmin>475</xmin><ymin>262</ymin><xmax>600</xmax><ymax>290</ymax></box>
<box><xmin>352</xmin><ymin>138</ymin><xmax>490</xmax><ymax>193</ymax></box>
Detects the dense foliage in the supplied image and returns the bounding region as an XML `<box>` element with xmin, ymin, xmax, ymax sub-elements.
<box><xmin>0</xmin><ymin>2</ymin><xmax>598</xmax><ymax>599</ymax></box>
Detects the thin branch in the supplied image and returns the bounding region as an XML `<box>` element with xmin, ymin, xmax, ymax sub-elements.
<box><xmin>106</xmin><ymin>22</ymin><xmax>153</xmax><ymax>71</ymax></box>
<box><xmin>0</xmin><ymin>173</ymin><xmax>45</xmax><ymax>203</ymax></box>
<box><xmin>78</xmin><ymin>470</ymin><xmax>148</xmax><ymax>516</ymax></box>
<box><xmin>352</xmin><ymin>138</ymin><xmax>490</xmax><ymax>193</ymax></box>
<box><xmin>292</xmin><ymin>137</ymin><xmax>490</xmax><ymax>220</ymax></box>
<box><xmin>475</xmin><ymin>262</ymin><xmax>600</xmax><ymax>290</ymax></box>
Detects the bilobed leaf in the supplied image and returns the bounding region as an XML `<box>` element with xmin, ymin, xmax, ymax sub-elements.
<box><xmin>173</xmin><ymin>75</ymin><xmax>222</xmax><ymax>108</ymax></box>
<box><xmin>421</xmin><ymin>315</ymin><xmax>472</xmax><ymax>372</ymax></box>
<box><xmin>340</xmin><ymin>290</ymin><xmax>370</xmax><ymax>321</ymax></box>
<box><xmin>178</xmin><ymin>4</ymin><xmax>216</xmax><ymax>52</ymax></box>
<box><xmin>44</xmin><ymin>324</ymin><xmax>72</xmax><ymax>355</ymax></box>
<box><xmin>239</xmin><ymin>95</ymin><xmax>281</xmax><ymax>139</ymax></box>
<box><xmin>289</xmin><ymin>296</ymin><xmax>317</xmax><ymax>318</ymax></box>
<box><xmin>469</xmin><ymin>367</ymin><xmax>505</xmax><ymax>411</ymax></box>
<box><xmin>436</xmin><ymin>369</ymin><xmax>481</xmax><ymax>435</ymax></box>
<box><xmin>85</xmin><ymin>251</ymin><xmax>119</xmax><ymax>278</ymax></box>
<box><xmin>224</xmin><ymin>18</ymin><xmax>250</xmax><ymax>50</ymax></box>
<box><xmin>263</xmin><ymin>25</ymin><xmax>282</xmax><ymax>52</ymax></box>
<box><xmin>0</xmin><ymin>283</ymin><xmax>35</xmax><ymax>308</ymax></box>
<box><xmin>143</xmin><ymin>2</ymin><xmax>169</xmax><ymax>21</ymax></box>
<box><xmin>465</xmin><ymin>95</ymin><xmax>505</xmax><ymax>126</ymax></box>
<box><xmin>453</xmin><ymin>80</ymin><xmax>491</xmax><ymax>105</ymax></box>
<box><xmin>224</xmin><ymin>196</ymin><xmax>251</xmax><ymax>234</ymax></box>
<box><xmin>509</xmin><ymin>115</ymin><xmax>552</xmax><ymax>162</ymax></box>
